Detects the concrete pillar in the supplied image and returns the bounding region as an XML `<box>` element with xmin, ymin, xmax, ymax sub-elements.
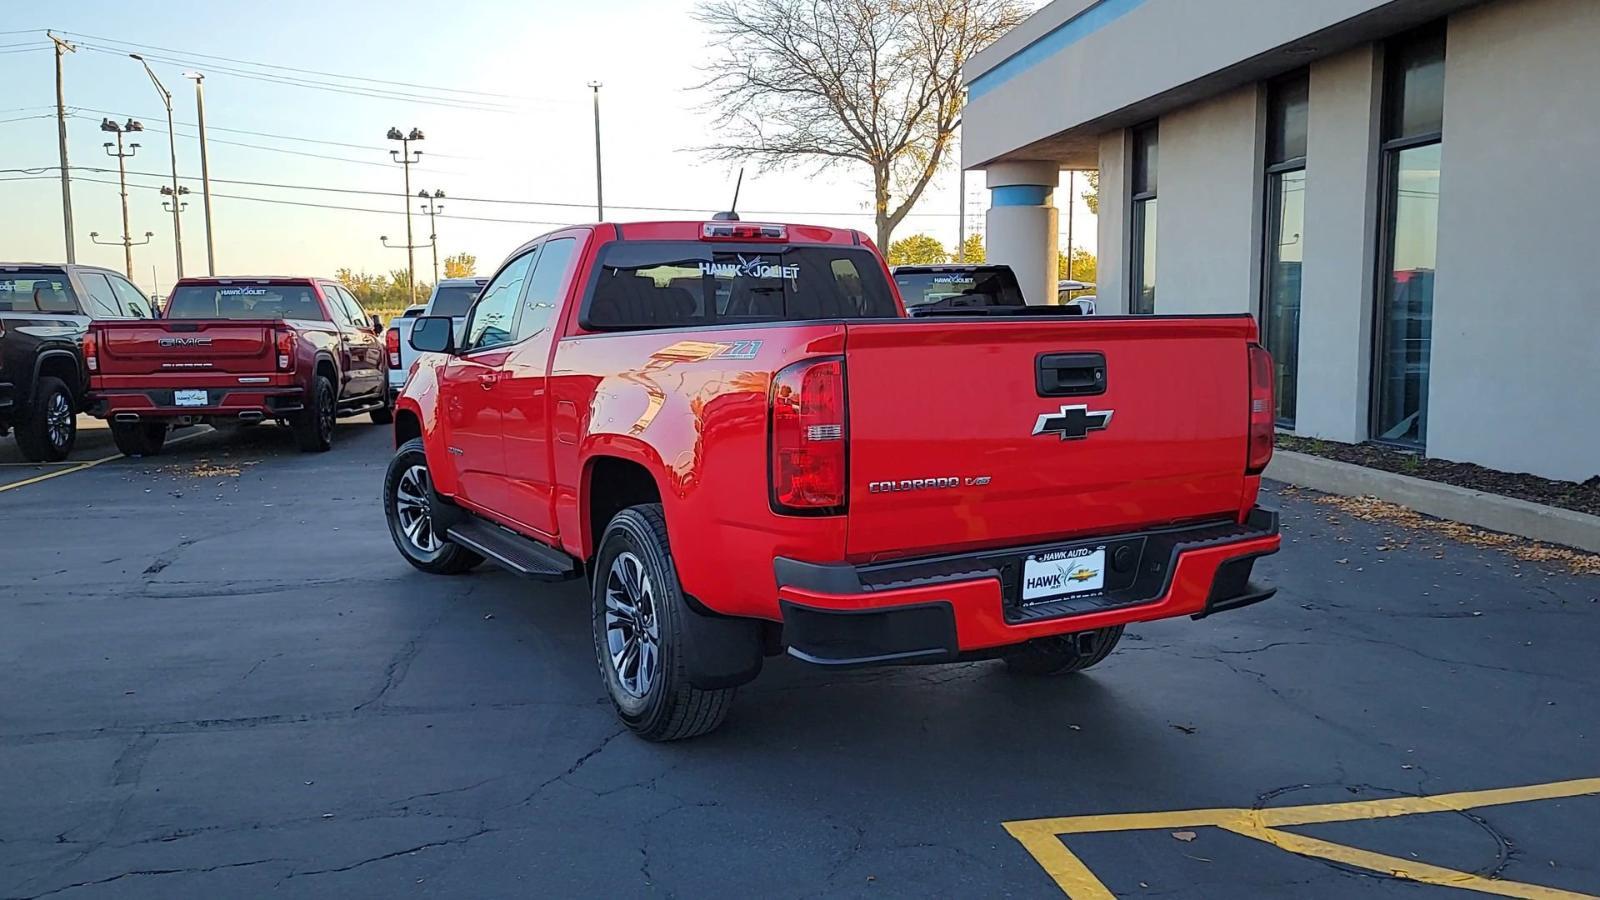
<box><xmin>1293</xmin><ymin>45</ymin><xmax>1384</xmax><ymax>443</ymax></box>
<box><xmin>1096</xmin><ymin>130</ymin><xmax>1130</xmax><ymax>314</ymax></box>
<box><xmin>985</xmin><ymin>161</ymin><xmax>1060</xmax><ymax>306</ymax></box>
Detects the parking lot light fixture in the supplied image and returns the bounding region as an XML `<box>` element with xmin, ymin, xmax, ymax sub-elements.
<box><xmin>130</xmin><ymin>53</ymin><xmax>184</xmax><ymax>279</ymax></box>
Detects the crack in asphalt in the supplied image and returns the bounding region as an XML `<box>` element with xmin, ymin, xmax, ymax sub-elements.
<box><xmin>277</xmin><ymin>828</ymin><xmax>496</xmax><ymax>882</ymax></box>
<box><xmin>10</xmin><ymin>857</ymin><xmax>287</xmax><ymax>899</ymax></box>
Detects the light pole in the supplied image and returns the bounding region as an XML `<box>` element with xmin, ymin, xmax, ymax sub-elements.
<box><xmin>161</xmin><ymin>185</ymin><xmax>191</xmax><ymax>218</ymax></box>
<box><xmin>953</xmin><ymin>116</ymin><xmax>965</xmax><ymax>262</ymax></box>
<box><xmin>418</xmin><ymin>190</ymin><xmax>444</xmax><ymax>284</ymax></box>
<box><xmin>588</xmin><ymin>82</ymin><xmax>604</xmax><ymax>221</ymax></box>
<box><xmin>99</xmin><ymin>118</ymin><xmax>143</xmax><ymax>278</ymax></box>
<box><xmin>182</xmin><ymin>71</ymin><xmax>216</xmax><ymax>275</ymax></box>
<box><xmin>130</xmin><ymin>53</ymin><xmax>183</xmax><ymax>279</ymax></box>
<box><xmin>386</xmin><ymin>127</ymin><xmax>426</xmax><ymax>303</ymax></box>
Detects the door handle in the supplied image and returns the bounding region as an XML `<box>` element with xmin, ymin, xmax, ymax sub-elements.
<box><xmin>478</xmin><ymin>372</ymin><xmax>501</xmax><ymax>390</ymax></box>
<box><xmin>1037</xmin><ymin>352</ymin><xmax>1107</xmax><ymax>397</ymax></box>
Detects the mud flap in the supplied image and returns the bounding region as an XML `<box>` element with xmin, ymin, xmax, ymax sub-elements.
<box><xmin>680</xmin><ymin>595</ymin><xmax>765</xmax><ymax>690</ymax></box>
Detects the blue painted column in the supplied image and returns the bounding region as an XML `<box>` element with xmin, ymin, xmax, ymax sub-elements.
<box><xmin>986</xmin><ymin>161</ymin><xmax>1060</xmax><ymax>305</ymax></box>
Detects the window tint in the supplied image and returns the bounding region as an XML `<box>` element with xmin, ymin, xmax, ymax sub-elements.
<box><xmin>108</xmin><ymin>275</ymin><xmax>153</xmax><ymax>318</ymax></box>
<box><xmin>335</xmin><ymin>286</ymin><xmax>370</xmax><ymax>327</ymax></box>
<box><xmin>465</xmin><ymin>252</ymin><xmax>534</xmax><ymax>351</ymax></box>
<box><xmin>515</xmin><ymin>238</ymin><xmax>576</xmax><ymax>342</ymax></box>
<box><xmin>166</xmin><ymin>284</ymin><xmax>327</xmax><ymax>320</ymax></box>
<box><xmin>1130</xmin><ymin>122</ymin><xmax>1159</xmax><ymax>315</ymax></box>
<box><xmin>1267</xmin><ymin>71</ymin><xmax>1310</xmax><ymax>166</ymax></box>
<box><xmin>585</xmin><ymin>243</ymin><xmax>896</xmax><ymax>330</ymax></box>
<box><xmin>1386</xmin><ymin>29</ymin><xmax>1446</xmax><ymax>141</ymax></box>
<box><xmin>77</xmin><ymin>273</ymin><xmax>124</xmax><ymax>317</ymax></box>
<box><xmin>429</xmin><ymin>284</ymin><xmax>485</xmax><ymax>318</ymax></box>
<box><xmin>0</xmin><ymin>269</ymin><xmax>78</xmax><ymax>313</ymax></box>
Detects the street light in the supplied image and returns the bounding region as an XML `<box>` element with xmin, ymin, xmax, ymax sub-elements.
<box><xmin>383</xmin><ymin>127</ymin><xmax>427</xmax><ymax>303</ymax></box>
<box><xmin>182</xmin><ymin>71</ymin><xmax>216</xmax><ymax>275</ymax></box>
<box><xmin>418</xmin><ymin>189</ymin><xmax>445</xmax><ymax>284</ymax></box>
<box><xmin>99</xmin><ymin>118</ymin><xmax>143</xmax><ymax>278</ymax></box>
<box><xmin>130</xmin><ymin>53</ymin><xmax>184</xmax><ymax>279</ymax></box>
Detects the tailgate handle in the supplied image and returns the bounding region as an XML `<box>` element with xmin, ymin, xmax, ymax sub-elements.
<box><xmin>1036</xmin><ymin>352</ymin><xmax>1106</xmax><ymax>397</ymax></box>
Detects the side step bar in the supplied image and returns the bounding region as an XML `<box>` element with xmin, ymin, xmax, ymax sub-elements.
<box><xmin>445</xmin><ymin>518</ymin><xmax>579</xmax><ymax>582</ymax></box>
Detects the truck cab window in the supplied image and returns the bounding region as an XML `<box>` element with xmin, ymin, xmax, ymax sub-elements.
<box><xmin>464</xmin><ymin>251</ymin><xmax>535</xmax><ymax>351</ymax></box>
<box><xmin>77</xmin><ymin>273</ymin><xmax>124</xmax><ymax>318</ymax></box>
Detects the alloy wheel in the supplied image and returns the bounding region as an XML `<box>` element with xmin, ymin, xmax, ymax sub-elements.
<box><xmin>45</xmin><ymin>392</ymin><xmax>72</xmax><ymax>451</ymax></box>
<box><xmin>604</xmin><ymin>551</ymin><xmax>661</xmax><ymax>699</ymax></box>
<box><xmin>394</xmin><ymin>464</ymin><xmax>440</xmax><ymax>553</ymax></box>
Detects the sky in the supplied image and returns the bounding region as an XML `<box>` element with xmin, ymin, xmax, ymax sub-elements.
<box><xmin>0</xmin><ymin>0</ymin><xmax>1093</xmax><ymax>296</ymax></box>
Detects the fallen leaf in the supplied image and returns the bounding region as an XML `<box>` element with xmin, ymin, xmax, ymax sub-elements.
<box><xmin>1172</xmin><ymin>831</ymin><xmax>1197</xmax><ymax>842</ymax></box>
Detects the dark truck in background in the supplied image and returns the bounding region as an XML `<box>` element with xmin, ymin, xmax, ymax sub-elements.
<box><xmin>85</xmin><ymin>276</ymin><xmax>390</xmax><ymax>456</ymax></box>
<box><xmin>0</xmin><ymin>263</ymin><xmax>158</xmax><ymax>461</ymax></box>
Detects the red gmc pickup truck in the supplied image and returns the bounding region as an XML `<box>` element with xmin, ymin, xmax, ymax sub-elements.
<box><xmin>387</xmin><ymin>219</ymin><xmax>1280</xmax><ymax>741</ymax></box>
<box><xmin>86</xmin><ymin>277</ymin><xmax>391</xmax><ymax>456</ymax></box>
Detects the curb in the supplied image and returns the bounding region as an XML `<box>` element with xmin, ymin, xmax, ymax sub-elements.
<box><xmin>1264</xmin><ymin>450</ymin><xmax>1600</xmax><ymax>555</ymax></box>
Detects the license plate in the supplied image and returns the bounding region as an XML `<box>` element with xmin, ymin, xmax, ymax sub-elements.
<box><xmin>173</xmin><ymin>389</ymin><xmax>208</xmax><ymax>407</ymax></box>
<box><xmin>1021</xmin><ymin>548</ymin><xmax>1107</xmax><ymax>603</ymax></box>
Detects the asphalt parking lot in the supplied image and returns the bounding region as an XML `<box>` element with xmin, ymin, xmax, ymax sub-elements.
<box><xmin>2</xmin><ymin>420</ymin><xmax>1597</xmax><ymax>898</ymax></box>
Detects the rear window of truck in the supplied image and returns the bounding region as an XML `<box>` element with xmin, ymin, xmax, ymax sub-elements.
<box><xmin>0</xmin><ymin>269</ymin><xmax>78</xmax><ymax>313</ymax></box>
<box><xmin>894</xmin><ymin>269</ymin><xmax>1025</xmax><ymax>310</ymax></box>
<box><xmin>583</xmin><ymin>242</ymin><xmax>897</xmax><ymax>330</ymax></box>
<box><xmin>165</xmin><ymin>284</ymin><xmax>327</xmax><ymax>321</ymax></box>
<box><xmin>428</xmin><ymin>284</ymin><xmax>483</xmax><ymax>318</ymax></box>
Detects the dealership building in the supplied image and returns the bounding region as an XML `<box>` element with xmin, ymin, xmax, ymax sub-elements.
<box><xmin>961</xmin><ymin>0</ymin><xmax>1597</xmax><ymax>482</ymax></box>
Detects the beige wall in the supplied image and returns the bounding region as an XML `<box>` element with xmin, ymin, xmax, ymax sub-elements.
<box><xmin>1151</xmin><ymin>85</ymin><xmax>1263</xmax><ymax>315</ymax></box>
<box><xmin>1292</xmin><ymin>46</ymin><xmax>1385</xmax><ymax>443</ymax></box>
<box><xmin>1425</xmin><ymin>0</ymin><xmax>1600</xmax><ymax>480</ymax></box>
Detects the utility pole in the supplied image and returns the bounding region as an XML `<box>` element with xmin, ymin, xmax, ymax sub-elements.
<box><xmin>98</xmin><ymin>118</ymin><xmax>144</xmax><ymax>278</ymax></box>
<box><xmin>953</xmin><ymin>116</ymin><xmax>965</xmax><ymax>262</ymax></box>
<box><xmin>130</xmin><ymin>54</ymin><xmax>183</xmax><ymax>279</ymax></box>
<box><xmin>385</xmin><ymin>127</ymin><xmax>426</xmax><ymax>303</ymax></box>
<box><xmin>48</xmin><ymin>31</ymin><xmax>77</xmax><ymax>263</ymax></box>
<box><xmin>418</xmin><ymin>190</ymin><xmax>445</xmax><ymax>284</ymax></box>
<box><xmin>183</xmin><ymin>71</ymin><xmax>216</xmax><ymax>275</ymax></box>
<box><xmin>1064</xmin><ymin>169</ymin><xmax>1075</xmax><ymax>283</ymax></box>
<box><xmin>588</xmin><ymin>82</ymin><xmax>604</xmax><ymax>221</ymax></box>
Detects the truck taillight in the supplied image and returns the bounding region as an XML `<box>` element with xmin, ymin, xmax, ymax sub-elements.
<box><xmin>275</xmin><ymin>329</ymin><xmax>295</xmax><ymax>372</ymax></box>
<box><xmin>83</xmin><ymin>332</ymin><xmax>98</xmax><ymax>373</ymax></box>
<box><xmin>385</xmin><ymin>327</ymin><xmax>401</xmax><ymax>368</ymax></box>
<box><xmin>1247</xmin><ymin>343</ymin><xmax>1275</xmax><ymax>475</ymax></box>
<box><xmin>770</xmin><ymin>357</ymin><xmax>846</xmax><ymax>514</ymax></box>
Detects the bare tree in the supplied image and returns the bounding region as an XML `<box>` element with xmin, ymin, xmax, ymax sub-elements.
<box><xmin>696</xmin><ymin>0</ymin><xmax>1029</xmax><ymax>248</ymax></box>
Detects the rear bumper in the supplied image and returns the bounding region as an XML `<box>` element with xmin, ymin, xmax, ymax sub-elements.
<box><xmin>775</xmin><ymin>508</ymin><xmax>1280</xmax><ymax>666</ymax></box>
<box><xmin>89</xmin><ymin>387</ymin><xmax>305</xmax><ymax>420</ymax></box>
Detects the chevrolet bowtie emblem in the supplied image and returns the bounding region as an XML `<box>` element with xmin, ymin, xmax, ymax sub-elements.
<box><xmin>1032</xmin><ymin>404</ymin><xmax>1114</xmax><ymax>440</ymax></box>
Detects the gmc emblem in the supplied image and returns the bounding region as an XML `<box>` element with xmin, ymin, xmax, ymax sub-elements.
<box><xmin>158</xmin><ymin>336</ymin><xmax>213</xmax><ymax>348</ymax></box>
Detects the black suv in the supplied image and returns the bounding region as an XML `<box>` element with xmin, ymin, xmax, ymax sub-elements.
<box><xmin>0</xmin><ymin>263</ymin><xmax>157</xmax><ymax>461</ymax></box>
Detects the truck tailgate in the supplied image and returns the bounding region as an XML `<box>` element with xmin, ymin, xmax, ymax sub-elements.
<box><xmin>95</xmin><ymin>320</ymin><xmax>278</xmax><ymax>376</ymax></box>
<box><xmin>842</xmin><ymin>317</ymin><xmax>1256</xmax><ymax>559</ymax></box>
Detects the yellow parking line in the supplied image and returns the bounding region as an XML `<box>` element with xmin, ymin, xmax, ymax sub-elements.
<box><xmin>0</xmin><ymin>454</ymin><xmax>120</xmax><ymax>493</ymax></box>
<box><xmin>1005</xmin><ymin>777</ymin><xmax>1600</xmax><ymax>898</ymax></box>
<box><xmin>1228</xmin><ymin>822</ymin><xmax>1595</xmax><ymax>899</ymax></box>
<box><xmin>0</xmin><ymin>428</ymin><xmax>213</xmax><ymax>495</ymax></box>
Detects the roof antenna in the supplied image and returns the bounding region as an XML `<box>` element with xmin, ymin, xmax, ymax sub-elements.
<box><xmin>712</xmin><ymin>167</ymin><xmax>744</xmax><ymax>221</ymax></box>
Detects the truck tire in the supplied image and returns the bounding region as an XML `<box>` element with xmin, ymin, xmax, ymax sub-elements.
<box><xmin>292</xmin><ymin>376</ymin><xmax>336</xmax><ymax>453</ymax></box>
<box><xmin>1001</xmin><ymin>625</ymin><xmax>1125</xmax><ymax>676</ymax></box>
<box><xmin>384</xmin><ymin>437</ymin><xmax>482</xmax><ymax>574</ymax></box>
<box><xmin>370</xmin><ymin>392</ymin><xmax>395</xmax><ymax>425</ymax></box>
<box><xmin>593</xmin><ymin>504</ymin><xmax>735</xmax><ymax>742</ymax></box>
<box><xmin>14</xmin><ymin>376</ymin><xmax>76</xmax><ymax>462</ymax></box>
<box><xmin>111</xmin><ymin>421</ymin><xmax>169</xmax><ymax>457</ymax></box>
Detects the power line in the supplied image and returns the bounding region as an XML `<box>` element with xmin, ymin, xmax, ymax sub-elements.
<box><xmin>67</xmin><ymin>104</ymin><xmax>480</xmax><ymax>159</ymax></box>
<box><xmin>55</xmin><ymin>29</ymin><xmax>574</xmax><ymax>105</ymax></box>
<box><xmin>75</xmin><ymin>43</ymin><xmax>527</xmax><ymax>115</ymax></box>
<box><xmin>0</xmin><ymin>114</ymin><xmax>53</xmax><ymax>126</ymax></box>
<box><xmin>0</xmin><ymin>46</ymin><xmax>49</xmax><ymax>56</ymax></box>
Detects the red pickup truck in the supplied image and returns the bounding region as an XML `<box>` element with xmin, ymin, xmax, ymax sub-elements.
<box><xmin>86</xmin><ymin>276</ymin><xmax>391</xmax><ymax>456</ymax></box>
<box><xmin>387</xmin><ymin>219</ymin><xmax>1280</xmax><ymax>741</ymax></box>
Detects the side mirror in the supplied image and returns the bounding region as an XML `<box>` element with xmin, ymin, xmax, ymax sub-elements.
<box><xmin>410</xmin><ymin>315</ymin><xmax>457</xmax><ymax>354</ymax></box>
<box><xmin>369</xmin><ymin>313</ymin><xmax>383</xmax><ymax>331</ymax></box>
